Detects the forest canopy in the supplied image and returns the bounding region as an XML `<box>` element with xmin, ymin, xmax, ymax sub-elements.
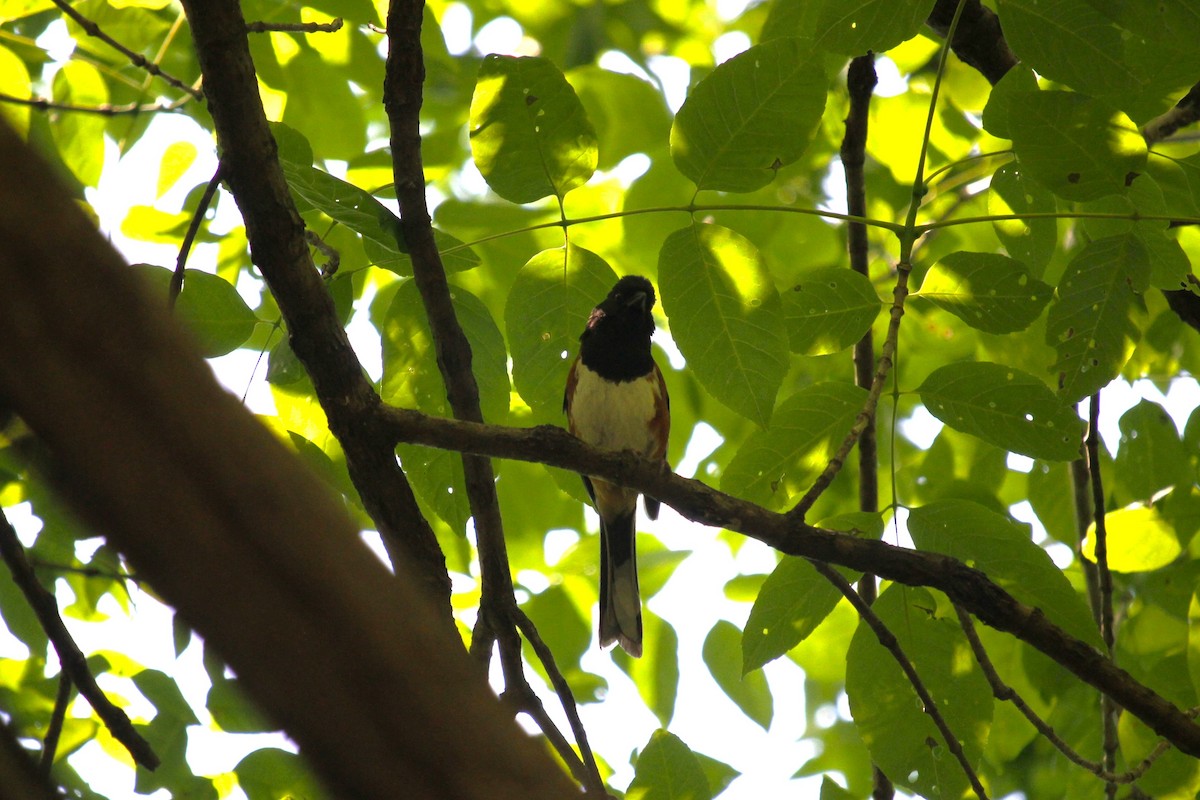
<box><xmin>3</xmin><ymin>1</ymin><xmax>1200</xmax><ymax>799</ymax></box>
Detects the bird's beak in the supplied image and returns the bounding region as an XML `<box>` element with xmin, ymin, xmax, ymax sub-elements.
<box><xmin>626</xmin><ymin>290</ymin><xmax>649</xmax><ymax>310</ymax></box>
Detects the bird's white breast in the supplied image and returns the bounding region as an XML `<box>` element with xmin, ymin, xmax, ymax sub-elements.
<box><xmin>570</xmin><ymin>364</ymin><xmax>659</xmax><ymax>455</ymax></box>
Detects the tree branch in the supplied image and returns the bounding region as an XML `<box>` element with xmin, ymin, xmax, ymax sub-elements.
<box><xmin>926</xmin><ymin>0</ymin><xmax>1018</xmax><ymax>86</ymax></box>
<box><xmin>178</xmin><ymin>0</ymin><xmax>453</xmax><ymax>610</ymax></box>
<box><xmin>0</xmin><ymin>116</ymin><xmax>579</xmax><ymax>800</ymax></box>
<box><xmin>0</xmin><ymin>507</ymin><xmax>158</xmax><ymax>770</ymax></box>
<box><xmin>1086</xmin><ymin>393</ymin><xmax>1119</xmax><ymax>798</ymax></box>
<box><xmin>0</xmin><ymin>91</ymin><xmax>188</xmax><ymax>116</ymax></box>
<box><xmin>372</xmin><ymin>405</ymin><xmax>1200</xmax><ymax>758</ymax></box>
<box><xmin>0</xmin><ymin>720</ymin><xmax>59</xmax><ymax>800</ymax></box>
<box><xmin>956</xmin><ymin>605</ymin><xmax>1172</xmax><ymax>785</ymax></box>
<box><xmin>49</xmin><ymin>0</ymin><xmax>203</xmax><ymax>100</ymax></box>
<box><xmin>381</xmin><ymin>6</ymin><xmax>604</xmax><ymax>792</ymax></box>
<box><xmin>814</xmin><ymin>562</ymin><xmax>988</xmax><ymax>798</ymax></box>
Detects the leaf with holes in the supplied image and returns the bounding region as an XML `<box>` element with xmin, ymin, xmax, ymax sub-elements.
<box><xmin>505</xmin><ymin>245</ymin><xmax>619</xmax><ymax>418</ymax></box>
<box><xmin>671</xmin><ymin>38</ymin><xmax>827</xmax><ymax>193</ymax></box>
<box><xmin>909</xmin><ymin>500</ymin><xmax>1101</xmax><ymax>647</ymax></box>
<box><xmin>1045</xmin><ymin>234</ymin><xmax>1151</xmax><ymax>402</ymax></box>
<box><xmin>722</xmin><ymin>382</ymin><xmax>867</xmax><ymax>508</ymax></box>
<box><xmin>784</xmin><ymin>267</ymin><xmax>881</xmax><ymax>355</ymax></box>
<box><xmin>918</xmin><ymin>362</ymin><xmax>1083</xmax><ymax>461</ymax></box>
<box><xmin>916</xmin><ymin>252</ymin><xmax>1052</xmax><ymax>334</ymax></box>
<box><xmin>846</xmin><ymin>585</ymin><xmax>993</xmax><ymax>799</ymax></box>
<box><xmin>1006</xmin><ymin>90</ymin><xmax>1146</xmax><ymax>202</ymax></box>
<box><xmin>469</xmin><ymin>54</ymin><xmax>597</xmax><ymax>203</ymax></box>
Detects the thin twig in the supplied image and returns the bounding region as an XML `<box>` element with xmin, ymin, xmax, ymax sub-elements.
<box><xmin>49</xmin><ymin>0</ymin><xmax>202</xmax><ymax>100</ymax></box>
<box><xmin>1086</xmin><ymin>393</ymin><xmax>1119</xmax><ymax>797</ymax></box>
<box><xmin>0</xmin><ymin>508</ymin><xmax>159</xmax><ymax>770</ymax></box>
<box><xmin>955</xmin><ymin>605</ymin><xmax>1173</xmax><ymax>784</ymax></box>
<box><xmin>28</xmin><ymin>558</ymin><xmax>141</xmax><ymax>584</ymax></box>
<box><xmin>245</xmin><ymin>18</ymin><xmax>344</xmax><ymax>33</ymax></box>
<box><xmin>39</xmin><ymin>672</ymin><xmax>72</xmax><ymax>776</ymax></box>
<box><xmin>0</xmin><ymin>91</ymin><xmax>188</xmax><ymax>116</ymax></box>
<box><xmin>842</xmin><ymin>53</ymin><xmax>879</xmax><ymax>600</ymax></box>
<box><xmin>511</xmin><ymin>607</ymin><xmax>605</xmax><ymax>795</ymax></box>
<box><xmin>810</xmin><ymin>561</ymin><xmax>989</xmax><ymax>799</ymax></box>
<box><xmin>382</xmin><ymin>3</ymin><xmax>603</xmax><ymax>793</ymax></box>
<box><xmin>169</xmin><ymin>164</ymin><xmax>224</xmax><ymax>309</ymax></box>
<box><xmin>791</xmin><ymin>263</ymin><xmax>911</xmax><ymax>518</ymax></box>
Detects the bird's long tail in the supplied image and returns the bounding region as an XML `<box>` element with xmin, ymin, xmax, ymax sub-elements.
<box><xmin>599</xmin><ymin>508</ymin><xmax>642</xmax><ymax>657</ymax></box>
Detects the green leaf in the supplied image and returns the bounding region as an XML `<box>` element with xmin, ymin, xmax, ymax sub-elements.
<box><xmin>722</xmin><ymin>382</ymin><xmax>867</xmax><ymax>509</ymax></box>
<box><xmin>909</xmin><ymin>500</ymin><xmax>1102</xmax><ymax>647</ymax></box>
<box><xmin>504</xmin><ymin>245</ymin><xmax>618</xmax><ymax>418</ymax></box>
<box><xmin>619</xmin><ymin>611</ymin><xmax>680</xmax><ymax>726</ymax></box>
<box><xmin>1006</xmin><ymin>90</ymin><xmax>1147</xmax><ymax>201</ymax></box>
<box><xmin>998</xmin><ymin>0</ymin><xmax>1140</xmax><ymax>99</ymax></box>
<box><xmin>1046</xmin><ymin>234</ymin><xmax>1151</xmax><ymax>402</ymax></box>
<box><xmin>845</xmin><ymin>585</ymin><xmax>993</xmax><ymax>799</ymax></box>
<box><xmin>917</xmin><ymin>362</ymin><xmax>1084</xmax><ymax>461</ymax></box>
<box><xmin>51</xmin><ymin>61</ymin><xmax>107</xmax><ymax>187</ymax></box>
<box><xmin>1083</xmin><ymin>505</ymin><xmax>1182</xmax><ymax>572</ymax></box>
<box><xmin>820</xmin><ymin>776</ymin><xmax>856</xmax><ymax>800</ymax></box>
<box><xmin>0</xmin><ymin>45</ymin><xmax>32</xmax><ymax>136</ymax></box>
<box><xmin>134</xmin><ymin>266</ymin><xmax>259</xmax><ymax>357</ymax></box>
<box><xmin>568</xmin><ymin>66</ymin><xmax>672</xmax><ymax>169</ymax></box>
<box><xmin>274</xmin><ymin>123</ymin><xmax>479</xmax><ymax>275</ymax></box>
<box><xmin>629</xmin><ymin>730</ymin><xmax>712</xmax><ymax>800</ymax></box>
<box><xmin>381</xmin><ymin>279</ymin><xmax>510</xmax><ymax>422</ymax></box>
<box><xmin>659</xmin><ymin>224</ymin><xmax>787</xmax><ymax>427</ymax></box>
<box><xmin>917</xmin><ymin>252</ymin><xmax>1053</xmax><ymax>334</ymax></box>
<box><xmin>783</xmin><ymin>267</ymin><xmax>881</xmax><ymax>355</ymax></box>
<box><xmin>670</xmin><ymin>38</ymin><xmax>827</xmax><ymax>193</ymax></box>
<box><xmin>703</xmin><ymin>620</ymin><xmax>772</xmax><ymax>729</ymax></box>
<box><xmin>134</xmin><ymin>669</ymin><xmax>198</xmax><ymax>724</ymax></box>
<box><xmin>362</xmin><ymin>228</ymin><xmax>482</xmax><ymax>276</ymax></box>
<box><xmin>157</xmin><ymin>141</ymin><xmax>197</xmax><ymax>198</ymax></box>
<box><xmin>235</xmin><ymin>748</ymin><xmax>327</xmax><ymax>800</ymax></box>
<box><xmin>988</xmin><ymin>162</ymin><xmax>1058</xmax><ymax>273</ymax></box>
<box><xmin>1114</xmin><ymin>400</ymin><xmax>1191</xmax><ymax>502</ymax></box>
<box><xmin>469</xmin><ymin>54</ymin><xmax>597</xmax><ymax>203</ymax></box>
<box><xmin>742</xmin><ymin>557</ymin><xmax>842</xmax><ymax>674</ymax></box>
<box><xmin>762</xmin><ymin>0</ymin><xmax>937</xmax><ymax>56</ymax></box>
<box><xmin>207</xmin><ymin>678</ymin><xmax>272</xmax><ymax>733</ymax></box>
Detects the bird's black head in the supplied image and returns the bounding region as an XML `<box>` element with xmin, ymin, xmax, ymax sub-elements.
<box><xmin>578</xmin><ymin>275</ymin><xmax>657</xmax><ymax>381</ymax></box>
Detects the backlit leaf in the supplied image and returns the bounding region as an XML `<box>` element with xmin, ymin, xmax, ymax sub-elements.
<box><xmin>1046</xmin><ymin>234</ymin><xmax>1151</xmax><ymax>402</ymax></box>
<box><xmin>469</xmin><ymin>54</ymin><xmax>597</xmax><ymax>203</ymax></box>
<box><xmin>783</xmin><ymin>267</ymin><xmax>881</xmax><ymax>355</ymax></box>
<box><xmin>722</xmin><ymin>382</ymin><xmax>866</xmax><ymax>509</ymax></box>
<box><xmin>762</xmin><ymin>0</ymin><xmax>937</xmax><ymax>56</ymax></box>
<box><xmin>505</xmin><ymin>245</ymin><xmax>619</xmax><ymax>418</ymax></box>
<box><xmin>659</xmin><ymin>224</ymin><xmax>787</xmax><ymax>427</ymax></box>
<box><xmin>703</xmin><ymin>620</ymin><xmax>772</xmax><ymax>729</ymax></box>
<box><xmin>1084</xmin><ymin>505</ymin><xmax>1182</xmax><ymax>572</ymax></box>
<box><xmin>846</xmin><ymin>586</ymin><xmax>992</xmax><ymax>799</ymax></box>
<box><xmin>671</xmin><ymin>38</ymin><xmax>827</xmax><ymax>193</ymax></box>
<box><xmin>917</xmin><ymin>252</ymin><xmax>1052</xmax><ymax>334</ymax></box>
<box><xmin>629</xmin><ymin>730</ymin><xmax>712</xmax><ymax>800</ymax></box>
<box><xmin>918</xmin><ymin>362</ymin><xmax>1084</xmax><ymax>461</ymax></box>
<box><xmin>1006</xmin><ymin>90</ymin><xmax>1147</xmax><ymax>202</ymax></box>
<box><xmin>909</xmin><ymin>500</ymin><xmax>1101</xmax><ymax>646</ymax></box>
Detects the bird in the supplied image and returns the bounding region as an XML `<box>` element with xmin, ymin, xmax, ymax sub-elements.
<box><xmin>564</xmin><ymin>275</ymin><xmax>670</xmax><ymax>657</ymax></box>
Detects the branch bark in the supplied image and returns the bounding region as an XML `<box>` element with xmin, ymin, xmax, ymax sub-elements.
<box><xmin>373</xmin><ymin>405</ymin><xmax>1200</xmax><ymax>758</ymax></box>
<box><xmin>0</xmin><ymin>115</ymin><xmax>577</xmax><ymax>800</ymax></box>
<box><xmin>177</xmin><ymin>0</ymin><xmax>453</xmax><ymax>611</ymax></box>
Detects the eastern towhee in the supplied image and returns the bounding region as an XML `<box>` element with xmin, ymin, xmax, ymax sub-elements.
<box><xmin>564</xmin><ymin>275</ymin><xmax>670</xmax><ymax>657</ymax></box>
